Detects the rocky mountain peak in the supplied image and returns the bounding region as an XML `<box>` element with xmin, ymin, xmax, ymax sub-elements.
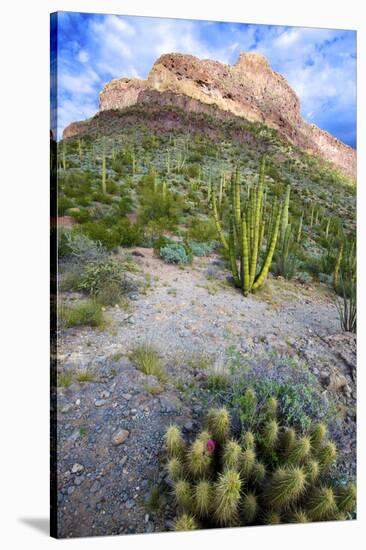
<box><xmin>235</xmin><ymin>51</ymin><xmax>270</xmax><ymax>69</ymax></box>
<box><xmin>65</xmin><ymin>51</ymin><xmax>355</xmax><ymax>178</ymax></box>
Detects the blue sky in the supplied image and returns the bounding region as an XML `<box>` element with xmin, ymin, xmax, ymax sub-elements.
<box><xmin>51</xmin><ymin>12</ymin><xmax>356</xmax><ymax>147</ymax></box>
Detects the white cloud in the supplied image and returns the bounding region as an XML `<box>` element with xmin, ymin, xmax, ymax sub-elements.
<box><xmin>78</xmin><ymin>50</ymin><xmax>89</xmax><ymax>63</ymax></box>
<box><xmin>56</xmin><ymin>14</ymin><xmax>356</xmax><ymax>144</ymax></box>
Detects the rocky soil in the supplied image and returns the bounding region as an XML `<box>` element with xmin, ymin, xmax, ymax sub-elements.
<box><xmin>55</xmin><ymin>248</ymin><xmax>356</xmax><ymax>538</ymax></box>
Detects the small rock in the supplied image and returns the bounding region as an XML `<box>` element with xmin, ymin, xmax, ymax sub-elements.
<box><xmin>126</xmin><ymin>499</ymin><xmax>135</xmax><ymax>509</ymax></box>
<box><xmin>67</xmin><ymin>486</ymin><xmax>75</xmax><ymax>495</ymax></box>
<box><xmin>60</xmin><ymin>404</ymin><xmax>73</xmax><ymax>414</ymax></box>
<box><xmin>327</xmin><ymin>372</ymin><xmax>348</xmax><ymax>392</ymax></box>
<box><xmin>112</xmin><ymin>429</ymin><xmax>130</xmax><ymax>446</ymax></box>
<box><xmin>184</xmin><ymin>420</ymin><xmax>194</xmax><ymax>431</ymax></box>
<box><xmin>90</xmin><ymin>480</ymin><xmax>100</xmax><ymax>493</ymax></box>
<box><xmin>122</xmin><ymin>393</ymin><xmax>132</xmax><ymax>401</ymax></box>
<box><xmin>94</xmin><ymin>399</ymin><xmax>108</xmax><ymax>407</ymax></box>
<box><xmin>120</xmin><ymin>456</ymin><xmax>128</xmax><ymax>466</ymax></box>
<box><xmin>100</xmin><ymin>391</ymin><xmax>110</xmax><ymax>399</ymax></box>
<box><xmin>71</xmin><ymin>463</ymin><xmax>84</xmax><ymax>474</ymax></box>
<box><xmin>74</xmin><ymin>475</ymin><xmax>84</xmax><ymax>486</ymax></box>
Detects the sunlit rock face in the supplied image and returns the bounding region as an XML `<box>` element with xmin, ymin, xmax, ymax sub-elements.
<box><xmin>66</xmin><ymin>52</ymin><xmax>356</xmax><ymax>178</ymax></box>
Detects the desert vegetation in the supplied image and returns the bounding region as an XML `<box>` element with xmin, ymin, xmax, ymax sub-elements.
<box><xmin>166</xmin><ymin>400</ymin><xmax>356</xmax><ymax>529</ymax></box>
<box><xmin>54</xmin><ymin>109</ymin><xmax>356</xmax><ymax>536</ymax></box>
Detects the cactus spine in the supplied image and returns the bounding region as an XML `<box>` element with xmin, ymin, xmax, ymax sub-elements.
<box><xmin>166</xmin><ymin>396</ymin><xmax>354</xmax><ymax>532</ymax></box>
<box><xmin>214</xmin><ymin>469</ymin><xmax>242</xmax><ymax>526</ymax></box>
<box><xmin>174</xmin><ymin>514</ymin><xmax>198</xmax><ymax>531</ymax></box>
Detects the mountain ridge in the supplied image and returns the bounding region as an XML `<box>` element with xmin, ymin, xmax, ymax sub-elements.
<box><xmin>63</xmin><ymin>52</ymin><xmax>356</xmax><ymax>178</ymax></box>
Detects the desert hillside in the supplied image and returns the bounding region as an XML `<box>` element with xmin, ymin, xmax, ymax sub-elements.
<box><xmin>54</xmin><ymin>51</ymin><xmax>356</xmax><ymax>538</ymax></box>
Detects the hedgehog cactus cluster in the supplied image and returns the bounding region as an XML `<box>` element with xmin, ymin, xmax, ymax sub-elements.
<box><xmin>165</xmin><ymin>400</ymin><xmax>356</xmax><ymax>531</ymax></box>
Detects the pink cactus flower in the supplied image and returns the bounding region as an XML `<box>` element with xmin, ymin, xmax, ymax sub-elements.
<box><xmin>207</xmin><ymin>439</ymin><xmax>216</xmax><ymax>453</ymax></box>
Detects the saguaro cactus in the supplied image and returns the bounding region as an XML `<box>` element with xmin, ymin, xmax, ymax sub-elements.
<box><xmin>212</xmin><ymin>158</ymin><xmax>283</xmax><ymax>294</ymax></box>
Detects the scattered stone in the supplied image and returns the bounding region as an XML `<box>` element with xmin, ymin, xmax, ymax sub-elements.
<box><xmin>74</xmin><ymin>475</ymin><xmax>84</xmax><ymax>486</ymax></box>
<box><xmin>90</xmin><ymin>480</ymin><xmax>100</xmax><ymax>493</ymax></box>
<box><xmin>100</xmin><ymin>391</ymin><xmax>110</xmax><ymax>399</ymax></box>
<box><xmin>160</xmin><ymin>396</ymin><xmax>181</xmax><ymax>413</ymax></box>
<box><xmin>94</xmin><ymin>399</ymin><xmax>108</xmax><ymax>407</ymax></box>
<box><xmin>71</xmin><ymin>463</ymin><xmax>84</xmax><ymax>474</ymax></box>
<box><xmin>326</xmin><ymin>372</ymin><xmax>348</xmax><ymax>392</ymax></box>
<box><xmin>184</xmin><ymin>420</ymin><xmax>194</xmax><ymax>431</ymax></box>
<box><xmin>125</xmin><ymin>499</ymin><xmax>135</xmax><ymax>509</ymax></box>
<box><xmin>122</xmin><ymin>393</ymin><xmax>132</xmax><ymax>401</ymax></box>
<box><xmin>112</xmin><ymin>429</ymin><xmax>130</xmax><ymax>446</ymax></box>
<box><xmin>60</xmin><ymin>404</ymin><xmax>73</xmax><ymax>414</ymax></box>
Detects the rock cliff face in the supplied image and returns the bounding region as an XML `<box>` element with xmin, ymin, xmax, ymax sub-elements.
<box><xmin>65</xmin><ymin>52</ymin><xmax>356</xmax><ymax>178</ymax></box>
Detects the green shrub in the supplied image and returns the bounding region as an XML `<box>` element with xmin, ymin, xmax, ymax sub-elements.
<box><xmin>118</xmin><ymin>194</ymin><xmax>133</xmax><ymax>216</ymax></box>
<box><xmin>153</xmin><ymin>236</ymin><xmax>175</xmax><ymax>255</ymax></box>
<box><xmin>187</xmin><ymin>218</ymin><xmax>218</xmax><ymax>242</ymax></box>
<box><xmin>59</xmin><ymin>266</ymin><xmax>82</xmax><ymax>291</ymax></box>
<box><xmin>115</xmin><ymin>219</ymin><xmax>143</xmax><ymax>247</ymax></box>
<box><xmin>185</xmin><ymin>164</ymin><xmax>200</xmax><ymax>178</ymax></box>
<box><xmin>92</xmin><ymin>191</ymin><xmax>114</xmax><ymax>204</ymax></box>
<box><xmin>166</xmin><ymin>401</ymin><xmax>356</xmax><ymax>531</ymax></box>
<box><xmin>78</xmin><ymin>257</ymin><xmax>137</xmax><ymax>304</ymax></box>
<box><xmin>81</xmin><ymin>221</ymin><xmax>119</xmax><ymax>250</ymax></box>
<box><xmin>215</xmin><ymin>349</ymin><xmax>335</xmax><ymax>432</ymax></box>
<box><xmin>160</xmin><ymin>243</ymin><xmax>192</xmax><ymax>265</ymax></box>
<box><xmin>69</xmin><ymin>208</ymin><xmax>91</xmax><ymax>224</ymax></box>
<box><xmin>138</xmin><ymin>186</ymin><xmax>183</xmax><ymax>229</ymax></box>
<box><xmin>106</xmin><ymin>180</ymin><xmax>119</xmax><ymax>194</ymax></box>
<box><xmin>58</xmin><ymin>230</ymin><xmax>107</xmax><ymax>262</ymax></box>
<box><xmin>111</xmin><ymin>150</ymin><xmax>134</xmax><ymax>175</ymax></box>
<box><xmin>59</xmin><ymin>299</ymin><xmax>104</xmax><ymax>328</ymax></box>
<box><xmin>58</xmin><ymin>196</ymin><xmax>74</xmax><ymax>216</ymax></box>
<box><xmin>189</xmin><ymin>240</ymin><xmax>217</xmax><ymax>257</ymax></box>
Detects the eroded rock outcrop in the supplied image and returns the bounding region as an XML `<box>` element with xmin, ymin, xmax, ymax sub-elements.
<box><xmin>65</xmin><ymin>52</ymin><xmax>356</xmax><ymax>178</ymax></box>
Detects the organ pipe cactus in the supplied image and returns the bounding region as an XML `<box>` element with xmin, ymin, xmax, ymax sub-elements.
<box><xmin>101</xmin><ymin>137</ymin><xmax>107</xmax><ymax>194</ymax></box>
<box><xmin>211</xmin><ymin>158</ymin><xmax>284</xmax><ymax>294</ymax></box>
<box><xmin>325</xmin><ymin>218</ymin><xmax>331</xmax><ymax>239</ymax></box>
<box><xmin>280</xmin><ymin>184</ymin><xmax>291</xmax><ymax>243</ymax></box>
<box><xmin>165</xmin><ymin>396</ymin><xmax>356</xmax><ymax>532</ymax></box>
<box><xmin>297</xmin><ymin>214</ymin><xmax>303</xmax><ymax>243</ymax></box>
<box><xmin>333</xmin><ymin>242</ymin><xmax>344</xmax><ymax>290</ymax></box>
<box><xmin>62</xmin><ymin>141</ymin><xmax>66</xmax><ymax>171</ymax></box>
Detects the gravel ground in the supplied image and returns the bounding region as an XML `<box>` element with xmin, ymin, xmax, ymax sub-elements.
<box><xmin>55</xmin><ymin>248</ymin><xmax>356</xmax><ymax>538</ymax></box>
